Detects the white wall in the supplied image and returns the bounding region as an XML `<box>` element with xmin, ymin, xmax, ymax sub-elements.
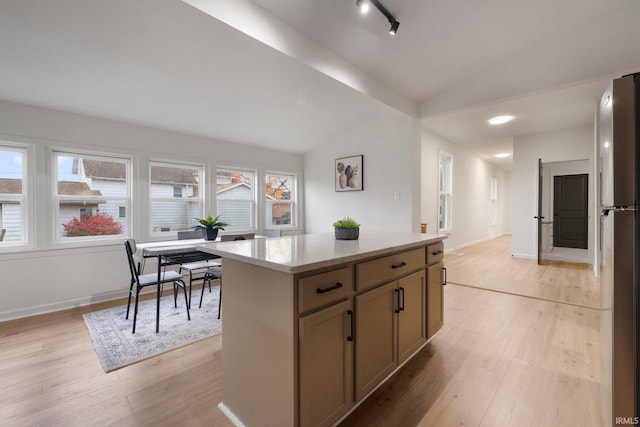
<box><xmin>511</xmin><ymin>124</ymin><xmax>595</xmax><ymax>259</ymax></box>
<box><xmin>304</xmin><ymin>115</ymin><xmax>420</xmax><ymax>234</ymax></box>
<box><xmin>421</xmin><ymin>130</ymin><xmax>511</xmax><ymax>251</ymax></box>
<box><xmin>0</xmin><ymin>100</ymin><xmax>303</xmax><ymax>321</ymax></box>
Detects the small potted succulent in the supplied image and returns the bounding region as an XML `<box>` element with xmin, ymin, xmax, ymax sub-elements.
<box><xmin>333</xmin><ymin>216</ymin><xmax>360</xmax><ymax>240</ymax></box>
<box><xmin>193</xmin><ymin>215</ymin><xmax>228</xmax><ymax>241</ymax></box>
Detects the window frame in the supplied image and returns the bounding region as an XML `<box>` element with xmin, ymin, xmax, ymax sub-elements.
<box><xmin>264</xmin><ymin>171</ymin><xmax>298</xmax><ymax>229</ymax></box>
<box><xmin>52</xmin><ymin>150</ymin><xmax>132</xmax><ymax>244</ymax></box>
<box><xmin>148</xmin><ymin>160</ymin><xmax>204</xmax><ymax>237</ymax></box>
<box><xmin>215</xmin><ymin>166</ymin><xmax>257</xmax><ymax>232</ymax></box>
<box><xmin>438</xmin><ymin>151</ymin><xmax>453</xmax><ymax>233</ymax></box>
<box><xmin>0</xmin><ymin>142</ymin><xmax>30</xmax><ymax>249</ymax></box>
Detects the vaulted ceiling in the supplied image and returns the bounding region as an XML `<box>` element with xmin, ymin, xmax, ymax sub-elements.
<box><xmin>1</xmin><ymin>0</ymin><xmax>639</xmax><ymax>167</ymax></box>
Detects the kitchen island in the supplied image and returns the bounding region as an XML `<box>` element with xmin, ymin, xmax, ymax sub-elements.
<box><xmin>198</xmin><ymin>232</ymin><xmax>446</xmax><ymax>427</ymax></box>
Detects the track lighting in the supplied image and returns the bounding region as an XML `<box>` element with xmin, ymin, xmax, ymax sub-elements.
<box><xmin>356</xmin><ymin>0</ymin><xmax>369</xmax><ymax>14</ymax></box>
<box><xmin>389</xmin><ymin>19</ymin><xmax>399</xmax><ymax>35</ymax></box>
<box><xmin>356</xmin><ymin>0</ymin><xmax>400</xmax><ymax>35</ymax></box>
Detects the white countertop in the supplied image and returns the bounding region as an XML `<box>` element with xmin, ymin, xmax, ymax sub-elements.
<box><xmin>197</xmin><ymin>231</ymin><xmax>446</xmax><ymax>274</ymax></box>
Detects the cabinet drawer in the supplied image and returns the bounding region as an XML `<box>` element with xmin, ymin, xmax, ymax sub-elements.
<box><xmin>298</xmin><ymin>266</ymin><xmax>354</xmax><ymax>313</ymax></box>
<box><xmin>356</xmin><ymin>247</ymin><xmax>425</xmax><ymax>291</ymax></box>
<box><xmin>426</xmin><ymin>241</ymin><xmax>444</xmax><ymax>266</ymax></box>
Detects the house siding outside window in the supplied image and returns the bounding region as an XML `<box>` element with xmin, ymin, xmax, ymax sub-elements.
<box><xmin>149</xmin><ymin>161</ymin><xmax>203</xmax><ymax>234</ymax></box>
<box><xmin>0</xmin><ymin>144</ymin><xmax>27</xmax><ymax>245</ymax></box>
<box><xmin>54</xmin><ymin>152</ymin><xmax>131</xmax><ymax>240</ymax></box>
<box><xmin>216</xmin><ymin>168</ymin><xmax>256</xmax><ymax>230</ymax></box>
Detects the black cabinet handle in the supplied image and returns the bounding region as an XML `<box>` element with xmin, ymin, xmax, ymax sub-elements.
<box><xmin>443</xmin><ymin>267</ymin><xmax>447</xmax><ymax>286</ymax></box>
<box><xmin>399</xmin><ymin>287</ymin><xmax>405</xmax><ymax>311</ymax></box>
<box><xmin>432</xmin><ymin>250</ymin><xmax>443</xmax><ymax>255</ymax></box>
<box><xmin>316</xmin><ymin>282</ymin><xmax>343</xmax><ymax>294</ymax></box>
<box><xmin>391</xmin><ymin>261</ymin><xmax>407</xmax><ymax>269</ymax></box>
<box><xmin>394</xmin><ymin>288</ymin><xmax>401</xmax><ymax>313</ymax></box>
<box><xmin>347</xmin><ymin>310</ymin><xmax>354</xmax><ymax>342</ymax></box>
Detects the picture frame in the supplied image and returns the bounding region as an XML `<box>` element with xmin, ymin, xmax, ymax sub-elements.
<box><xmin>335</xmin><ymin>155</ymin><xmax>363</xmax><ymax>192</ymax></box>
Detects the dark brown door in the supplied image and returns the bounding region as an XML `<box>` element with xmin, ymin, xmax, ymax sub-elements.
<box><xmin>553</xmin><ymin>174</ymin><xmax>588</xmax><ymax>249</ymax></box>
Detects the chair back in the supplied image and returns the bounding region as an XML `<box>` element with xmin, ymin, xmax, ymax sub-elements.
<box><xmin>221</xmin><ymin>233</ymin><xmax>255</xmax><ymax>242</ymax></box>
<box><xmin>124</xmin><ymin>239</ymin><xmax>140</xmax><ymax>284</ymax></box>
<box><xmin>262</xmin><ymin>228</ymin><xmax>282</xmax><ymax>237</ymax></box>
<box><xmin>177</xmin><ymin>230</ymin><xmax>203</xmax><ymax>240</ymax></box>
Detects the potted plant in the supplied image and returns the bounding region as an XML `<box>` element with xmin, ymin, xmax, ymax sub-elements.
<box><xmin>193</xmin><ymin>215</ymin><xmax>228</xmax><ymax>240</ymax></box>
<box><xmin>333</xmin><ymin>216</ymin><xmax>360</xmax><ymax>240</ymax></box>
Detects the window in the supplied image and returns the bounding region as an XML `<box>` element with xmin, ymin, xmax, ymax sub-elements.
<box><xmin>438</xmin><ymin>152</ymin><xmax>453</xmax><ymax>232</ymax></box>
<box><xmin>54</xmin><ymin>152</ymin><xmax>130</xmax><ymax>240</ymax></box>
<box><xmin>173</xmin><ymin>186</ymin><xmax>183</xmax><ymax>198</ymax></box>
<box><xmin>149</xmin><ymin>161</ymin><xmax>203</xmax><ymax>234</ymax></box>
<box><xmin>216</xmin><ymin>168</ymin><xmax>255</xmax><ymax>230</ymax></box>
<box><xmin>265</xmin><ymin>173</ymin><xmax>296</xmax><ymax>227</ymax></box>
<box><xmin>0</xmin><ymin>144</ymin><xmax>27</xmax><ymax>245</ymax></box>
<box><xmin>490</xmin><ymin>176</ymin><xmax>498</xmax><ymax>227</ymax></box>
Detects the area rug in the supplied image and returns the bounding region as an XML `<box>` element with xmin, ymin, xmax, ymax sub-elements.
<box><xmin>83</xmin><ymin>285</ymin><xmax>221</xmax><ymax>373</ymax></box>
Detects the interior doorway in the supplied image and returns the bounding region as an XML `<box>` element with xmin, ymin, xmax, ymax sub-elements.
<box><xmin>537</xmin><ymin>160</ymin><xmax>591</xmax><ymax>264</ymax></box>
<box><xmin>553</xmin><ymin>174</ymin><xmax>588</xmax><ymax>249</ymax></box>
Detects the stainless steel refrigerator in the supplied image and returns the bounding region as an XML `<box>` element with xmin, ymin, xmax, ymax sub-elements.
<box><xmin>600</xmin><ymin>72</ymin><xmax>639</xmax><ymax>424</ymax></box>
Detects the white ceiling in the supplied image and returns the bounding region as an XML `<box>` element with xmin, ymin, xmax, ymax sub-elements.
<box><xmin>1</xmin><ymin>0</ymin><xmax>639</xmax><ymax>165</ymax></box>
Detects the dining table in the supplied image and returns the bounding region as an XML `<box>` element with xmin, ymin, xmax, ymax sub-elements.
<box><xmin>134</xmin><ymin>238</ymin><xmax>221</xmax><ymax>332</ymax></box>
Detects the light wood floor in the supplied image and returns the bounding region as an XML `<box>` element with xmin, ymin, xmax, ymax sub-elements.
<box><xmin>0</xmin><ymin>235</ymin><xmax>604</xmax><ymax>426</ymax></box>
<box><xmin>445</xmin><ymin>234</ymin><xmax>602</xmax><ymax>309</ymax></box>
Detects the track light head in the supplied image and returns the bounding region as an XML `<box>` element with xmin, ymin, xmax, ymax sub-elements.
<box><xmin>356</xmin><ymin>0</ymin><xmax>369</xmax><ymax>14</ymax></box>
<box><xmin>356</xmin><ymin>0</ymin><xmax>400</xmax><ymax>35</ymax></box>
<box><xmin>389</xmin><ymin>19</ymin><xmax>399</xmax><ymax>35</ymax></box>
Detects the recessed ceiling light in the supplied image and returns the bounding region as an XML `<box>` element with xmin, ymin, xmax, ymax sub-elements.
<box><xmin>494</xmin><ymin>153</ymin><xmax>511</xmax><ymax>158</ymax></box>
<box><xmin>488</xmin><ymin>115</ymin><xmax>514</xmax><ymax>125</ymax></box>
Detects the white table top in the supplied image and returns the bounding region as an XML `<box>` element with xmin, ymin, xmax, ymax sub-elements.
<box><xmin>197</xmin><ymin>231</ymin><xmax>446</xmax><ymax>274</ymax></box>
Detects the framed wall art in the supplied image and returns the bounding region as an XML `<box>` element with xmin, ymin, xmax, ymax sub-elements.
<box><xmin>335</xmin><ymin>155</ymin><xmax>363</xmax><ymax>192</ymax></box>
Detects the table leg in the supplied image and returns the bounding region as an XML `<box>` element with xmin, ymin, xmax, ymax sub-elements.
<box><xmin>156</xmin><ymin>255</ymin><xmax>162</xmax><ymax>333</ymax></box>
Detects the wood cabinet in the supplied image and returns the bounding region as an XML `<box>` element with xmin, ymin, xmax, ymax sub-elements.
<box><xmin>206</xmin><ymin>234</ymin><xmax>446</xmax><ymax>427</ymax></box>
<box><xmin>354</xmin><ymin>270</ymin><xmax>426</xmax><ymax>401</ymax></box>
<box><xmin>299</xmin><ymin>299</ymin><xmax>354</xmax><ymax>427</ymax></box>
<box><xmin>426</xmin><ymin>241</ymin><xmax>445</xmax><ymax>339</ymax></box>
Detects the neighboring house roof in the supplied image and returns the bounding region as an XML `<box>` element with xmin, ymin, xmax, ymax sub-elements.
<box><xmin>58</xmin><ymin>181</ymin><xmax>103</xmax><ymax>196</ymax></box>
<box><xmin>150</xmin><ymin>166</ymin><xmax>198</xmax><ymax>185</ymax></box>
<box><xmin>0</xmin><ymin>178</ymin><xmax>21</xmax><ymax>194</ymax></box>
<box><xmin>81</xmin><ymin>159</ymin><xmax>126</xmax><ymax>180</ymax></box>
<box><xmin>216</xmin><ymin>182</ymin><xmax>251</xmax><ymax>193</ymax></box>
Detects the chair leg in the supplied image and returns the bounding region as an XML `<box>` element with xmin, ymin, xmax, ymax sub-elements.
<box><xmin>199</xmin><ymin>275</ymin><xmax>208</xmax><ymax>308</ymax></box>
<box><xmin>188</xmin><ymin>270</ymin><xmax>193</xmax><ymax>308</ymax></box>
<box><xmin>217</xmin><ymin>277</ymin><xmax>222</xmax><ymax>319</ymax></box>
<box><xmin>132</xmin><ymin>286</ymin><xmax>141</xmax><ymax>334</ymax></box>
<box><xmin>125</xmin><ymin>279</ymin><xmax>135</xmax><ymax>319</ymax></box>
<box><xmin>180</xmin><ymin>280</ymin><xmax>191</xmax><ymax>321</ymax></box>
<box><xmin>173</xmin><ymin>282</ymin><xmax>178</xmax><ymax>308</ymax></box>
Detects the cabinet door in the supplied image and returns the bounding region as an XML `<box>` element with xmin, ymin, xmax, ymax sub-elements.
<box><xmin>355</xmin><ymin>281</ymin><xmax>397</xmax><ymax>401</ymax></box>
<box><xmin>299</xmin><ymin>299</ymin><xmax>353</xmax><ymax>427</ymax></box>
<box><xmin>427</xmin><ymin>262</ymin><xmax>444</xmax><ymax>339</ymax></box>
<box><xmin>397</xmin><ymin>270</ymin><xmax>427</xmax><ymax>364</ymax></box>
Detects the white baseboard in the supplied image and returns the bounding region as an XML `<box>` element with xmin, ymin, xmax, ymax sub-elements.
<box><xmin>444</xmin><ymin>232</ymin><xmax>511</xmax><ymax>254</ymax></box>
<box><xmin>0</xmin><ymin>289</ymin><xmax>128</xmax><ymax>323</ymax></box>
<box><xmin>218</xmin><ymin>402</ymin><xmax>246</xmax><ymax>427</ymax></box>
